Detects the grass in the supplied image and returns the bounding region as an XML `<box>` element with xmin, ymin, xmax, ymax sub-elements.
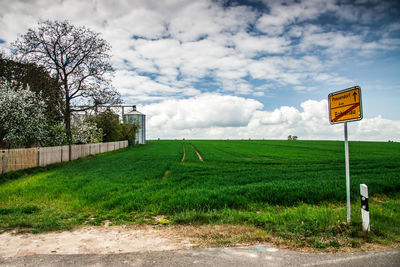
<box><xmin>0</xmin><ymin>140</ymin><xmax>399</xmax><ymax>249</ymax></box>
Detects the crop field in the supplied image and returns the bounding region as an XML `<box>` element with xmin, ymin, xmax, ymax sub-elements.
<box><xmin>1</xmin><ymin>140</ymin><xmax>399</xmax><ymax>248</ymax></box>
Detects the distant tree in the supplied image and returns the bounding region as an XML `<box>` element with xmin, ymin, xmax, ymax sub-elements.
<box><xmin>13</xmin><ymin>20</ymin><xmax>121</xmax><ymax>158</ymax></box>
<box><xmin>121</xmin><ymin>121</ymin><xmax>140</xmax><ymax>145</ymax></box>
<box><xmin>288</xmin><ymin>135</ymin><xmax>292</xmax><ymax>140</ymax></box>
<box><xmin>90</xmin><ymin>109</ymin><xmax>122</xmax><ymax>142</ymax></box>
<box><xmin>0</xmin><ymin>81</ymin><xmax>47</xmax><ymax>148</ymax></box>
<box><xmin>0</xmin><ymin>52</ymin><xmax>63</xmax><ymax>122</ymax></box>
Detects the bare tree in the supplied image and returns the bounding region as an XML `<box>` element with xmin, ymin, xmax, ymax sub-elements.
<box><xmin>13</xmin><ymin>20</ymin><xmax>120</xmax><ymax>159</ymax></box>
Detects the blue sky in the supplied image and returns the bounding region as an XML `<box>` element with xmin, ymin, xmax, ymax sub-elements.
<box><xmin>1</xmin><ymin>0</ymin><xmax>399</xmax><ymax>140</ymax></box>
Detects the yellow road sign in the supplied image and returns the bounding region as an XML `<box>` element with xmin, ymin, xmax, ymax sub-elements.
<box><xmin>329</xmin><ymin>86</ymin><xmax>363</xmax><ymax>124</ymax></box>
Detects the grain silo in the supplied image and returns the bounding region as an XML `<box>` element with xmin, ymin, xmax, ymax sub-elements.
<box><xmin>122</xmin><ymin>105</ymin><xmax>146</xmax><ymax>144</ymax></box>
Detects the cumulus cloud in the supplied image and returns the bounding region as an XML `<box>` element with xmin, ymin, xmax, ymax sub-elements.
<box><xmin>2</xmin><ymin>0</ymin><xmax>398</xmax><ymax>100</ymax></box>
<box><xmin>232</xmin><ymin>32</ymin><xmax>290</xmax><ymax>56</ymax></box>
<box><xmin>353</xmin><ymin>116</ymin><xmax>400</xmax><ymax>141</ymax></box>
<box><xmin>142</xmin><ymin>93</ymin><xmax>263</xmax><ymax>131</ymax></box>
<box><xmin>143</xmin><ymin>97</ymin><xmax>400</xmax><ymax>141</ymax></box>
<box><xmin>257</xmin><ymin>0</ymin><xmax>338</xmax><ymax>35</ymax></box>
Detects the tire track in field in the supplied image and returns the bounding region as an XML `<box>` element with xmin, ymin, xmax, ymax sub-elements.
<box><xmin>181</xmin><ymin>143</ymin><xmax>186</xmax><ymax>162</ymax></box>
<box><xmin>163</xmin><ymin>142</ymin><xmax>186</xmax><ymax>178</ymax></box>
<box><xmin>162</xmin><ymin>169</ymin><xmax>170</xmax><ymax>179</ymax></box>
<box><xmin>190</xmin><ymin>144</ymin><xmax>204</xmax><ymax>162</ymax></box>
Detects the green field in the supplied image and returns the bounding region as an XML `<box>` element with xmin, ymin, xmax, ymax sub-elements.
<box><xmin>1</xmin><ymin>140</ymin><xmax>399</xmax><ymax>249</ymax></box>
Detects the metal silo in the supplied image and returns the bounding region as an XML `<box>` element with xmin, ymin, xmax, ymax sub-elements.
<box><xmin>122</xmin><ymin>105</ymin><xmax>146</xmax><ymax>144</ymax></box>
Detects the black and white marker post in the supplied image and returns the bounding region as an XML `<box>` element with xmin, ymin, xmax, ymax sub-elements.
<box><xmin>360</xmin><ymin>184</ymin><xmax>370</xmax><ymax>232</ymax></box>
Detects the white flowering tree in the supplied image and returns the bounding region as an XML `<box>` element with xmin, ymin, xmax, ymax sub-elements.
<box><xmin>71</xmin><ymin>116</ymin><xmax>103</xmax><ymax>144</ymax></box>
<box><xmin>0</xmin><ymin>81</ymin><xmax>47</xmax><ymax>148</ymax></box>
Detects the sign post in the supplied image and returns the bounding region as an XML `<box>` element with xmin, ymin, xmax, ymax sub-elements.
<box><xmin>344</xmin><ymin>122</ymin><xmax>351</xmax><ymax>223</ymax></box>
<box><xmin>329</xmin><ymin>86</ymin><xmax>363</xmax><ymax>223</ymax></box>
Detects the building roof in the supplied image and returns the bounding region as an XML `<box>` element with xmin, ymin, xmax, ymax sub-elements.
<box><xmin>124</xmin><ymin>110</ymin><xmax>144</xmax><ymax>115</ymax></box>
<box><xmin>124</xmin><ymin>106</ymin><xmax>144</xmax><ymax>116</ymax></box>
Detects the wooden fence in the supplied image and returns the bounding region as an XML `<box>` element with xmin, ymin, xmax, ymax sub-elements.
<box><xmin>0</xmin><ymin>140</ymin><xmax>129</xmax><ymax>174</ymax></box>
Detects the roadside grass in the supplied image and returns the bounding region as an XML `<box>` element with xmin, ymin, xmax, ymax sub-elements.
<box><xmin>0</xmin><ymin>140</ymin><xmax>399</xmax><ymax>250</ymax></box>
<box><xmin>171</xmin><ymin>192</ymin><xmax>400</xmax><ymax>249</ymax></box>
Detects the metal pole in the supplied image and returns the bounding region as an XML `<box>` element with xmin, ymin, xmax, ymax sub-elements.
<box><xmin>344</xmin><ymin>122</ymin><xmax>351</xmax><ymax>223</ymax></box>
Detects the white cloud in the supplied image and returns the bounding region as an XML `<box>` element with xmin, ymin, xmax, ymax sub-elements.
<box><xmin>257</xmin><ymin>0</ymin><xmax>337</xmax><ymax>35</ymax></box>
<box><xmin>259</xmin><ymin>106</ymin><xmax>302</xmax><ymax>125</ymax></box>
<box><xmin>232</xmin><ymin>32</ymin><xmax>289</xmax><ymax>56</ymax></box>
<box><xmin>108</xmin><ymin>8</ymin><xmax>167</xmax><ymax>40</ymax></box>
<box><xmin>2</xmin><ymin>0</ymin><xmax>393</xmax><ymax>99</ymax></box>
<box><xmin>247</xmin><ymin>56</ymin><xmax>327</xmax><ymax>85</ymax></box>
<box><xmin>143</xmin><ymin>97</ymin><xmax>400</xmax><ymax>141</ymax></box>
<box><xmin>113</xmin><ymin>69</ymin><xmax>201</xmax><ymax>103</ymax></box>
<box><xmin>168</xmin><ymin>2</ymin><xmax>222</xmax><ymax>42</ymax></box>
<box><xmin>299</xmin><ymin>30</ymin><xmax>365</xmax><ymax>53</ymax></box>
<box><xmin>312</xmin><ymin>73</ymin><xmax>354</xmax><ymax>85</ymax></box>
<box><xmin>142</xmin><ymin>93</ymin><xmax>263</xmax><ymax>132</ymax></box>
<box><xmin>353</xmin><ymin>115</ymin><xmax>400</xmax><ymax>141</ymax></box>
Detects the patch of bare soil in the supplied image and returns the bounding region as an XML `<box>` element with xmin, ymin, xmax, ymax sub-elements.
<box><xmin>0</xmin><ymin>225</ymin><xmax>193</xmax><ymax>257</ymax></box>
<box><xmin>0</xmin><ymin>224</ymin><xmax>396</xmax><ymax>257</ymax></box>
